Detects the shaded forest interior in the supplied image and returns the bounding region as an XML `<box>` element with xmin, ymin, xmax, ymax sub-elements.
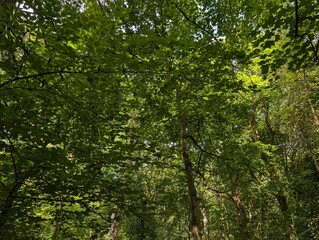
<box><xmin>0</xmin><ymin>0</ymin><xmax>319</xmax><ymax>239</ymax></box>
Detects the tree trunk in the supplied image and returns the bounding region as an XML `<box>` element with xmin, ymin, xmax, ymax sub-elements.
<box><xmin>201</xmin><ymin>207</ymin><xmax>209</xmax><ymax>240</ymax></box>
<box><xmin>52</xmin><ymin>196</ymin><xmax>63</xmax><ymax>240</ymax></box>
<box><xmin>309</xmin><ymin>99</ymin><xmax>319</xmax><ymax>127</ymax></box>
<box><xmin>109</xmin><ymin>213</ymin><xmax>119</xmax><ymax>240</ymax></box>
<box><xmin>200</xmin><ymin>178</ymin><xmax>209</xmax><ymax>240</ymax></box>
<box><xmin>230</xmin><ymin>185</ymin><xmax>250</xmax><ymax>240</ymax></box>
<box><xmin>181</xmin><ymin>126</ymin><xmax>201</xmax><ymax>240</ymax></box>
<box><xmin>258</xmin><ymin>101</ymin><xmax>295</xmax><ymax>239</ymax></box>
<box><xmin>308</xmin><ymin>100</ymin><xmax>319</xmax><ymax>172</ymax></box>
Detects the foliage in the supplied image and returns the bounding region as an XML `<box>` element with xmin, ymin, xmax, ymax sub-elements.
<box><xmin>0</xmin><ymin>0</ymin><xmax>319</xmax><ymax>239</ymax></box>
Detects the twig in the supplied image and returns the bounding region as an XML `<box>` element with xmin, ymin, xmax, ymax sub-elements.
<box><xmin>0</xmin><ymin>181</ymin><xmax>6</xmax><ymax>188</ymax></box>
<box><xmin>174</xmin><ymin>3</ymin><xmax>222</xmax><ymax>46</ymax></box>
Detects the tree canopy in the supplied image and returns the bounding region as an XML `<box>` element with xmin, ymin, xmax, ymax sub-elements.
<box><xmin>1</xmin><ymin>0</ymin><xmax>319</xmax><ymax>239</ymax></box>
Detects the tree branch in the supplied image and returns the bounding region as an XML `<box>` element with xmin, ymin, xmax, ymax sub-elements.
<box><xmin>294</xmin><ymin>0</ymin><xmax>319</xmax><ymax>62</ymax></box>
<box><xmin>6</xmin><ymin>136</ymin><xmax>18</xmax><ymax>183</ymax></box>
<box><xmin>187</xmin><ymin>134</ymin><xmax>229</xmax><ymax>160</ymax></box>
<box><xmin>0</xmin><ymin>69</ymin><xmax>170</xmax><ymax>89</ymax></box>
<box><xmin>0</xmin><ymin>181</ymin><xmax>6</xmax><ymax>188</ymax></box>
<box><xmin>97</xmin><ymin>0</ymin><xmax>104</xmax><ymax>10</ymax></box>
<box><xmin>81</xmin><ymin>201</ymin><xmax>109</xmax><ymax>222</ymax></box>
<box><xmin>305</xmin><ymin>33</ymin><xmax>319</xmax><ymax>62</ymax></box>
<box><xmin>174</xmin><ymin>3</ymin><xmax>222</xmax><ymax>46</ymax></box>
<box><xmin>294</xmin><ymin>0</ymin><xmax>299</xmax><ymax>37</ymax></box>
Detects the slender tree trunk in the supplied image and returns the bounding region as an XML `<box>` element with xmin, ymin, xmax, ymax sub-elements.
<box><xmin>109</xmin><ymin>213</ymin><xmax>119</xmax><ymax>240</ymax></box>
<box><xmin>181</xmin><ymin>126</ymin><xmax>201</xmax><ymax>240</ymax></box>
<box><xmin>199</xmin><ymin>178</ymin><xmax>209</xmax><ymax>240</ymax></box>
<box><xmin>140</xmin><ymin>218</ymin><xmax>146</xmax><ymax>240</ymax></box>
<box><xmin>52</xmin><ymin>196</ymin><xmax>63</xmax><ymax>240</ymax></box>
<box><xmin>308</xmin><ymin>100</ymin><xmax>319</xmax><ymax>172</ymax></box>
<box><xmin>201</xmin><ymin>207</ymin><xmax>209</xmax><ymax>240</ymax></box>
<box><xmin>230</xmin><ymin>184</ymin><xmax>250</xmax><ymax>240</ymax></box>
<box><xmin>276</xmin><ymin>193</ymin><xmax>298</xmax><ymax>240</ymax></box>
<box><xmin>259</xmin><ymin>101</ymin><xmax>295</xmax><ymax>239</ymax></box>
<box><xmin>309</xmin><ymin>99</ymin><xmax>319</xmax><ymax>127</ymax></box>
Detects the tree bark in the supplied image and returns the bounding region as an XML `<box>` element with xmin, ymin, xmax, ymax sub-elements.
<box><xmin>181</xmin><ymin>126</ymin><xmax>201</xmax><ymax>240</ymax></box>
<box><xmin>201</xmin><ymin>207</ymin><xmax>209</xmax><ymax>240</ymax></box>
<box><xmin>200</xmin><ymin>178</ymin><xmax>209</xmax><ymax>240</ymax></box>
<box><xmin>230</xmin><ymin>184</ymin><xmax>250</xmax><ymax>240</ymax></box>
<box><xmin>109</xmin><ymin>213</ymin><xmax>119</xmax><ymax>240</ymax></box>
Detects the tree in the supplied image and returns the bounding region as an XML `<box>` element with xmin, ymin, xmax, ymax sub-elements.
<box><xmin>1</xmin><ymin>0</ymin><xmax>319</xmax><ymax>239</ymax></box>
